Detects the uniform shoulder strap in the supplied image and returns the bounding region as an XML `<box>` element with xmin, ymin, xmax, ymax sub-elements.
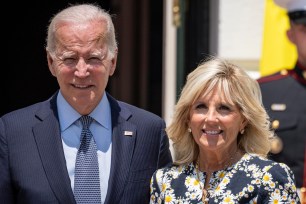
<box><xmin>257</xmin><ymin>70</ymin><xmax>290</xmax><ymax>84</ymax></box>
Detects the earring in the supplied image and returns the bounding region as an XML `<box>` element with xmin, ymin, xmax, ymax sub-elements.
<box><xmin>240</xmin><ymin>129</ymin><xmax>245</xmax><ymax>134</ymax></box>
<box><xmin>188</xmin><ymin>127</ymin><xmax>191</xmax><ymax>133</ymax></box>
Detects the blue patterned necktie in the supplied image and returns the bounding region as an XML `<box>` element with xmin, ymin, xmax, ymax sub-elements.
<box><xmin>74</xmin><ymin>115</ymin><xmax>101</xmax><ymax>204</ymax></box>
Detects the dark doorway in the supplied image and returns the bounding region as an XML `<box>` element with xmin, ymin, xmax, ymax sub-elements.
<box><xmin>175</xmin><ymin>0</ymin><xmax>210</xmax><ymax>97</ymax></box>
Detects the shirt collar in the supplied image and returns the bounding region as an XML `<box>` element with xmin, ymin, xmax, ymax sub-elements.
<box><xmin>57</xmin><ymin>91</ymin><xmax>111</xmax><ymax>131</ymax></box>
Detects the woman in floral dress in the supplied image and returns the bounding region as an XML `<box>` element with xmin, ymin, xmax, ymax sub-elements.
<box><xmin>150</xmin><ymin>57</ymin><xmax>300</xmax><ymax>203</ymax></box>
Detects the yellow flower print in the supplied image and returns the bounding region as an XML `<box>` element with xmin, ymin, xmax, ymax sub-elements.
<box><xmin>275</xmin><ymin>189</ymin><xmax>280</xmax><ymax>194</ymax></box>
<box><xmin>248</xmin><ymin>184</ymin><xmax>254</xmax><ymax>192</ymax></box>
<box><xmin>162</xmin><ymin>183</ymin><xmax>167</xmax><ymax>192</ymax></box>
<box><xmin>150</xmin><ymin>194</ymin><xmax>156</xmax><ymax>201</ymax></box>
<box><xmin>269</xmin><ymin>192</ymin><xmax>281</xmax><ymax>203</ymax></box>
<box><xmin>186</xmin><ymin>177</ymin><xmax>191</xmax><ymax>185</ymax></box>
<box><xmin>263</xmin><ymin>165</ymin><xmax>272</xmax><ymax>172</ymax></box>
<box><xmin>223</xmin><ymin>195</ymin><xmax>235</xmax><ymax>204</ymax></box>
<box><xmin>269</xmin><ymin>182</ymin><xmax>276</xmax><ymax>188</ymax></box>
<box><xmin>193</xmin><ymin>179</ymin><xmax>200</xmax><ymax>186</ymax></box>
<box><xmin>262</xmin><ymin>172</ymin><xmax>272</xmax><ymax>184</ymax></box>
<box><xmin>214</xmin><ymin>185</ymin><xmax>225</xmax><ymax>196</ymax></box>
<box><xmin>165</xmin><ymin>195</ymin><xmax>172</xmax><ymax>202</ymax></box>
<box><xmin>221</xmin><ymin>177</ymin><xmax>230</xmax><ymax>185</ymax></box>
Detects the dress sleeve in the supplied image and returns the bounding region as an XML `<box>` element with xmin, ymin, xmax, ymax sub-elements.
<box><xmin>258</xmin><ymin>162</ymin><xmax>301</xmax><ymax>203</ymax></box>
<box><xmin>150</xmin><ymin>168</ymin><xmax>164</xmax><ymax>204</ymax></box>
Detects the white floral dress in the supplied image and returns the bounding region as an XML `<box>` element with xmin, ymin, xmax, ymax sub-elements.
<box><xmin>150</xmin><ymin>153</ymin><xmax>300</xmax><ymax>203</ymax></box>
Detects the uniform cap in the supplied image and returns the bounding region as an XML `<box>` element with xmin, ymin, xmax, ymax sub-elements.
<box><xmin>274</xmin><ymin>0</ymin><xmax>306</xmax><ymax>12</ymax></box>
<box><xmin>274</xmin><ymin>0</ymin><xmax>306</xmax><ymax>24</ymax></box>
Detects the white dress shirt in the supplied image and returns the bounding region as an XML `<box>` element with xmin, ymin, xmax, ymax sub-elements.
<box><xmin>57</xmin><ymin>91</ymin><xmax>112</xmax><ymax>203</ymax></box>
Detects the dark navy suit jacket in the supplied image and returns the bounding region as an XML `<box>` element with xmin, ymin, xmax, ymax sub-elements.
<box><xmin>0</xmin><ymin>91</ymin><xmax>173</xmax><ymax>203</ymax></box>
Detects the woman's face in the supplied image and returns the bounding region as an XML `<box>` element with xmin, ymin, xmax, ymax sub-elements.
<box><xmin>188</xmin><ymin>87</ymin><xmax>246</xmax><ymax>152</ymax></box>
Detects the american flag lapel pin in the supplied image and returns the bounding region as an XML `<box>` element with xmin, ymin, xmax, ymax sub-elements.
<box><xmin>124</xmin><ymin>131</ymin><xmax>133</xmax><ymax>136</ymax></box>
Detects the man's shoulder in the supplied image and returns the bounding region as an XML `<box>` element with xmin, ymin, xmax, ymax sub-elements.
<box><xmin>1</xmin><ymin>92</ymin><xmax>57</xmax><ymax>122</ymax></box>
<box><xmin>118</xmin><ymin>101</ymin><xmax>163</xmax><ymax>121</ymax></box>
<box><xmin>1</xmin><ymin>100</ymin><xmax>49</xmax><ymax>118</ymax></box>
<box><xmin>257</xmin><ymin>69</ymin><xmax>291</xmax><ymax>84</ymax></box>
<box><xmin>1</xmin><ymin>92</ymin><xmax>57</xmax><ymax>119</ymax></box>
<box><xmin>106</xmin><ymin>93</ymin><xmax>166</xmax><ymax>126</ymax></box>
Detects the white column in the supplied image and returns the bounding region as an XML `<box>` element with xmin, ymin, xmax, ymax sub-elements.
<box><xmin>162</xmin><ymin>0</ymin><xmax>177</xmax><ymax>157</ymax></box>
<box><xmin>162</xmin><ymin>0</ymin><xmax>177</xmax><ymax>125</ymax></box>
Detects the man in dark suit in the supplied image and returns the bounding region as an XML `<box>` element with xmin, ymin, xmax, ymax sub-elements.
<box><xmin>257</xmin><ymin>0</ymin><xmax>306</xmax><ymax>199</ymax></box>
<box><xmin>0</xmin><ymin>4</ymin><xmax>172</xmax><ymax>204</ymax></box>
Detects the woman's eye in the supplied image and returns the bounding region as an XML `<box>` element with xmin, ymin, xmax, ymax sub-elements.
<box><xmin>219</xmin><ymin>105</ymin><xmax>230</xmax><ymax>111</ymax></box>
<box><xmin>195</xmin><ymin>104</ymin><xmax>206</xmax><ymax>109</ymax></box>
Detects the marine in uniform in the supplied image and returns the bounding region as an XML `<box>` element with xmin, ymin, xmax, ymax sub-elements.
<box><xmin>257</xmin><ymin>0</ymin><xmax>306</xmax><ymax>198</ymax></box>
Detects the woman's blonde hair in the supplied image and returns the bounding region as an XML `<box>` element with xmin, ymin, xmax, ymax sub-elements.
<box><xmin>167</xmin><ymin>57</ymin><xmax>273</xmax><ymax>165</ymax></box>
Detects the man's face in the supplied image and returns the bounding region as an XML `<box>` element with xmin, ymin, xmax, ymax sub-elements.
<box><xmin>287</xmin><ymin>22</ymin><xmax>306</xmax><ymax>66</ymax></box>
<box><xmin>47</xmin><ymin>20</ymin><xmax>117</xmax><ymax>115</ymax></box>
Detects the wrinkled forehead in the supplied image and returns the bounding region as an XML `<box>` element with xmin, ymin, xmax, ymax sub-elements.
<box><xmin>54</xmin><ymin>21</ymin><xmax>108</xmax><ymax>52</ymax></box>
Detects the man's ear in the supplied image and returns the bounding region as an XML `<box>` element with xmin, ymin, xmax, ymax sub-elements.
<box><xmin>47</xmin><ymin>51</ymin><xmax>56</xmax><ymax>77</ymax></box>
<box><xmin>286</xmin><ymin>28</ymin><xmax>295</xmax><ymax>44</ymax></box>
<box><xmin>109</xmin><ymin>49</ymin><xmax>118</xmax><ymax>76</ymax></box>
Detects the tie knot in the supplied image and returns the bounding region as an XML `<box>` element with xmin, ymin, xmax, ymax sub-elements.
<box><xmin>80</xmin><ymin>115</ymin><xmax>93</xmax><ymax>129</ymax></box>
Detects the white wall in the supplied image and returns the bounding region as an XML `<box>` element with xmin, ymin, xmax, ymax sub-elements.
<box><xmin>162</xmin><ymin>0</ymin><xmax>265</xmax><ymax>157</ymax></box>
<box><xmin>210</xmin><ymin>0</ymin><xmax>265</xmax><ymax>74</ymax></box>
<box><xmin>162</xmin><ymin>0</ymin><xmax>265</xmax><ymax>123</ymax></box>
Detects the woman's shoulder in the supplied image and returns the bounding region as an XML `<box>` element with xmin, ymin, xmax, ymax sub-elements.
<box><xmin>240</xmin><ymin>153</ymin><xmax>295</xmax><ymax>178</ymax></box>
<box><xmin>153</xmin><ymin>162</ymin><xmax>196</xmax><ymax>179</ymax></box>
<box><xmin>243</xmin><ymin>154</ymin><xmax>291</xmax><ymax>168</ymax></box>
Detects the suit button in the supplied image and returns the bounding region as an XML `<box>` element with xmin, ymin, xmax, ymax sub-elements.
<box><xmin>270</xmin><ymin>135</ymin><xmax>283</xmax><ymax>154</ymax></box>
<box><xmin>280</xmin><ymin>70</ymin><xmax>288</xmax><ymax>75</ymax></box>
<box><xmin>272</xmin><ymin>120</ymin><xmax>280</xmax><ymax>129</ymax></box>
<box><xmin>303</xmin><ymin>70</ymin><xmax>306</xmax><ymax>80</ymax></box>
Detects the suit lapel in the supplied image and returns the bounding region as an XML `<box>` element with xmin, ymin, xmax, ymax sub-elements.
<box><xmin>104</xmin><ymin>95</ymin><xmax>136</xmax><ymax>203</ymax></box>
<box><xmin>33</xmin><ymin>93</ymin><xmax>137</xmax><ymax>203</ymax></box>
<box><xmin>33</xmin><ymin>95</ymin><xmax>76</xmax><ymax>204</ymax></box>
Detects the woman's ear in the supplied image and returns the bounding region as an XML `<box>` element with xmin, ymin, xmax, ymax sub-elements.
<box><xmin>240</xmin><ymin>118</ymin><xmax>248</xmax><ymax>132</ymax></box>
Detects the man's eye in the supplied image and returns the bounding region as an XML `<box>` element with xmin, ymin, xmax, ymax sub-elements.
<box><xmin>86</xmin><ymin>57</ymin><xmax>103</xmax><ymax>65</ymax></box>
<box><xmin>63</xmin><ymin>58</ymin><xmax>77</xmax><ymax>65</ymax></box>
<box><xmin>88</xmin><ymin>57</ymin><xmax>101</xmax><ymax>62</ymax></box>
